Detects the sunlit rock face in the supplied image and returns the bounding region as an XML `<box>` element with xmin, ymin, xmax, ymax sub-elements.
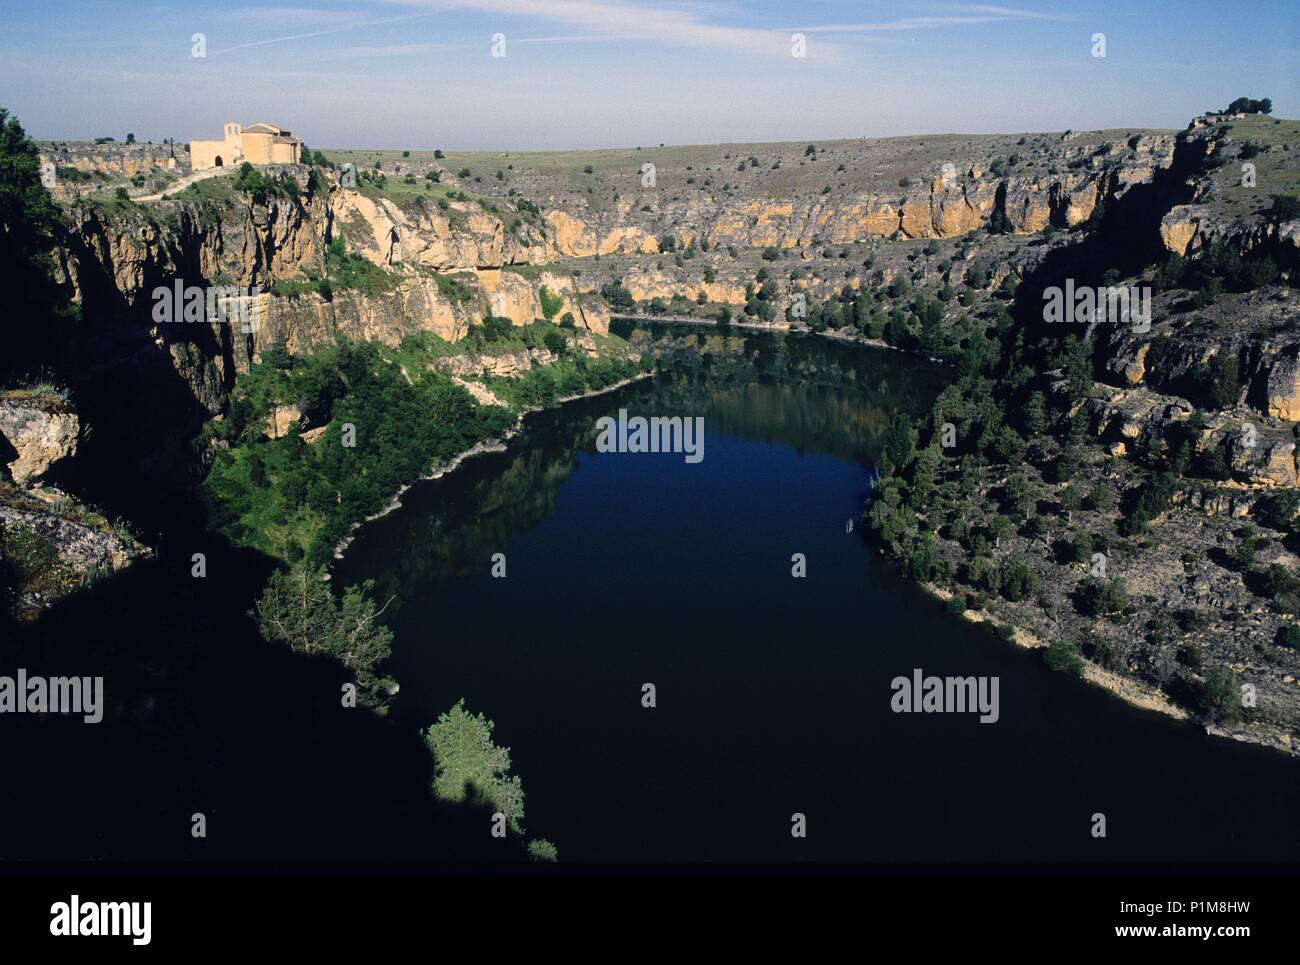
<box><xmin>0</xmin><ymin>397</ymin><xmax>79</xmax><ymax>486</ymax></box>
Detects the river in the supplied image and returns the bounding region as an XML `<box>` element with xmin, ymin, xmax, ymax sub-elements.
<box><xmin>335</xmin><ymin>322</ymin><xmax>1300</xmax><ymax>862</ymax></box>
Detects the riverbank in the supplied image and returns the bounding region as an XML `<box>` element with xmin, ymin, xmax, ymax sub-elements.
<box><xmin>329</xmin><ymin>371</ymin><xmax>653</xmax><ymax>562</ymax></box>
<box><xmin>883</xmin><ymin>472</ymin><xmax>1300</xmax><ymax>758</ymax></box>
<box><xmin>624</xmin><ymin>316</ymin><xmax>1299</xmax><ymax>759</ymax></box>
<box><xmin>337</xmin><ymin>326</ymin><xmax>1300</xmax><ymax>863</ymax></box>
<box><xmin>615</xmin><ymin>313</ymin><xmax>895</xmax><ymax>353</ymax></box>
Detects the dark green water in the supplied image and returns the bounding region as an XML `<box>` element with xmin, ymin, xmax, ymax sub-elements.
<box><xmin>335</xmin><ymin>323</ymin><xmax>1300</xmax><ymax>862</ymax></box>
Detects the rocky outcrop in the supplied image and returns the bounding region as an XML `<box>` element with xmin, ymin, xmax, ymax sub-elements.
<box><xmin>1265</xmin><ymin>344</ymin><xmax>1300</xmax><ymax>420</ymax></box>
<box><xmin>330</xmin><ymin>191</ymin><xmax>551</xmax><ymax>270</ymax></box>
<box><xmin>266</xmin><ymin>403</ymin><xmax>303</xmax><ymax>439</ymax></box>
<box><xmin>545</xmin><ymin>208</ymin><xmax>658</xmax><ymax>257</ymax></box>
<box><xmin>59</xmin><ymin>190</ymin><xmax>325</xmax><ymax>306</ymax></box>
<box><xmin>434</xmin><ymin>348</ymin><xmax>556</xmax><ymax>380</ymax></box>
<box><xmin>1159</xmin><ymin>204</ymin><xmax>1279</xmax><ymax>258</ymax></box>
<box><xmin>0</xmin><ymin>397</ymin><xmax>79</xmax><ymax>485</ymax></box>
<box><xmin>1084</xmin><ymin>386</ymin><xmax>1299</xmax><ymax>488</ymax></box>
<box><xmin>0</xmin><ymin>484</ymin><xmax>150</xmax><ymax>621</ymax></box>
<box><xmin>430</xmin><ymin>330</ymin><xmax>614</xmax><ymax>383</ymax></box>
<box><xmin>0</xmin><ymin>502</ymin><xmax>136</xmax><ymax>572</ymax></box>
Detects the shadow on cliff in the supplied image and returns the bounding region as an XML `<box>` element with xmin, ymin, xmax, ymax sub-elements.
<box><xmin>2</xmin><ymin>200</ymin><xmax>543</xmax><ymax>865</ymax></box>
<box><xmin>0</xmin><ymin>527</ymin><xmax>527</xmax><ymax>865</ymax></box>
<box><xmin>1007</xmin><ymin>134</ymin><xmax>1206</xmax><ymax>360</ymax></box>
<box><xmin>51</xmin><ymin>212</ymin><xmax>246</xmax><ymax>538</ymax></box>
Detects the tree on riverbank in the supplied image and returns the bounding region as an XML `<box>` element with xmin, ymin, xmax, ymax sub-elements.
<box><xmin>423</xmin><ymin>699</ymin><xmax>526</xmax><ymax>833</ymax></box>
<box><xmin>253</xmin><ymin>563</ymin><xmax>397</xmax><ymax>713</ymax></box>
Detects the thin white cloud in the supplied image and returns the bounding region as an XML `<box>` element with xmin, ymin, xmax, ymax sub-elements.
<box><xmin>381</xmin><ymin>0</ymin><xmax>801</xmax><ymax>57</ymax></box>
<box><xmin>332</xmin><ymin>33</ymin><xmax>643</xmax><ymax>57</ymax></box>
<box><xmin>199</xmin><ymin>0</ymin><xmax>1065</xmax><ymax>61</ymax></box>
<box><xmin>791</xmin><ymin>3</ymin><xmax>1066</xmax><ymax>34</ymax></box>
<box><xmin>208</xmin><ymin>10</ymin><xmax>442</xmax><ymax>55</ymax></box>
<box><xmin>212</xmin><ymin>7</ymin><xmax>362</xmax><ymax>24</ymax></box>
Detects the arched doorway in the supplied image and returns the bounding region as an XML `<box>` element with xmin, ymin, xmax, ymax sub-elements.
<box><xmin>214</xmin><ymin>156</ymin><xmax>223</xmax><ymax>167</ymax></box>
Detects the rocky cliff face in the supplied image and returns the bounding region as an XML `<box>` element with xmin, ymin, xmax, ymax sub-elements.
<box><xmin>43</xmin><ymin>115</ymin><xmax>1296</xmax><ymax>504</ymax></box>
<box><xmin>0</xmin><ymin>391</ymin><xmax>148</xmax><ymax>622</ymax></box>
<box><xmin>51</xmin><ymin>178</ymin><xmax>612</xmax><ymax>428</ymax></box>
<box><xmin>539</xmin><ymin>137</ymin><xmax>1176</xmax><ymax>256</ymax></box>
<box><xmin>0</xmin><ymin>396</ymin><xmax>79</xmax><ymax>485</ymax></box>
<box><xmin>1156</xmin><ymin>121</ymin><xmax>1300</xmax><ymax>259</ymax></box>
<box><xmin>329</xmin><ymin>191</ymin><xmax>553</xmax><ymax>270</ymax></box>
<box><xmin>58</xmin><ymin>190</ymin><xmax>326</xmax><ymax>309</ymax></box>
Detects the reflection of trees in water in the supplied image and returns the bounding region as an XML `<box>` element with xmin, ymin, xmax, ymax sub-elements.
<box><xmin>632</xmin><ymin>325</ymin><xmax>942</xmax><ymax>462</ymax></box>
<box><xmin>338</xmin><ymin>427</ymin><xmax>593</xmax><ymax>616</ymax></box>
<box><xmin>341</xmin><ymin>326</ymin><xmax>943</xmax><ymax>611</ymax></box>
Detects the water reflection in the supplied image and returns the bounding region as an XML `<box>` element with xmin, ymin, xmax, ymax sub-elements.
<box><xmin>335</xmin><ymin>325</ymin><xmax>943</xmax><ymax>611</ymax></box>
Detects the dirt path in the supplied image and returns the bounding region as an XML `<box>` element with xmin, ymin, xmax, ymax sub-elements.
<box><xmin>136</xmin><ymin>167</ymin><xmax>229</xmax><ymax>202</ymax></box>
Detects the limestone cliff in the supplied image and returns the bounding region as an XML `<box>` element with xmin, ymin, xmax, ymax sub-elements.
<box><xmin>0</xmin><ymin>396</ymin><xmax>79</xmax><ymax>486</ymax></box>
<box><xmin>537</xmin><ymin>135</ymin><xmax>1177</xmax><ymax>256</ymax></box>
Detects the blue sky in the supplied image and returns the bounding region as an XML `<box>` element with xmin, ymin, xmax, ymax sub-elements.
<box><xmin>3</xmin><ymin>1</ymin><xmax>1298</xmax><ymax>149</ymax></box>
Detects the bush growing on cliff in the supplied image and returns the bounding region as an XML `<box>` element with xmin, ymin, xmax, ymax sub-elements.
<box><xmin>234</xmin><ymin>162</ymin><xmax>268</xmax><ymax>203</ymax></box>
<box><xmin>1256</xmin><ymin>564</ymin><xmax>1300</xmax><ymax>614</ymax></box>
<box><xmin>1119</xmin><ymin>471</ymin><xmax>1179</xmax><ymax>535</ymax></box>
<box><xmin>325</xmin><ymin>236</ymin><xmax>399</xmax><ymax>296</ymax></box>
<box><xmin>542</xmin><ymin>329</ymin><xmax>567</xmax><ymax>356</ymax></box>
<box><xmin>1257</xmin><ymin>490</ymin><xmax>1300</xmax><ymax>530</ymax></box>
<box><xmin>468</xmin><ymin>313</ymin><xmax>514</xmax><ymax>344</ymax></box>
<box><xmin>599</xmin><ymin>281</ymin><xmax>634</xmax><ymax>311</ymax></box>
<box><xmin>537</xmin><ymin>285</ymin><xmax>565</xmax><ymax>320</ymax></box>
<box><xmin>1195</xmin><ymin>350</ymin><xmax>1241</xmax><ymax>409</ymax></box>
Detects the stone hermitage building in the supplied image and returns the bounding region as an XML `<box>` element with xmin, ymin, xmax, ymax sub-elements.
<box><xmin>189</xmin><ymin>122</ymin><xmax>302</xmax><ymax>170</ymax></box>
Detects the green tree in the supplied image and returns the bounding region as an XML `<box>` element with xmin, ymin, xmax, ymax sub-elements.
<box><xmin>881</xmin><ymin>413</ymin><xmax>917</xmax><ymax>474</ymax></box>
<box><xmin>253</xmin><ymin>564</ymin><xmax>396</xmax><ymax>711</ymax></box>
<box><xmin>542</xmin><ymin>329</ymin><xmax>567</xmax><ymax>355</ymax></box>
<box><xmin>1085</xmin><ymin>483</ymin><xmax>1117</xmax><ymax>512</ymax></box>
<box><xmin>909</xmin><ymin>446</ymin><xmax>942</xmax><ymax>510</ymax></box>
<box><xmin>423</xmin><ymin>699</ymin><xmax>526</xmax><ymax>833</ymax></box>
<box><xmin>1024</xmin><ymin>391</ymin><xmax>1048</xmax><ymax>437</ymax></box>
<box><xmin>1043</xmin><ymin>640</ymin><xmax>1083</xmax><ymax>675</ymax></box>
<box><xmin>1233</xmin><ymin>535</ymin><xmax>1257</xmax><ymax>571</ymax></box>
<box><xmin>1203</xmin><ymin>350</ymin><xmax>1240</xmax><ymax>409</ymax></box>
<box><xmin>1197</xmin><ymin>667</ymin><xmax>1243</xmax><ymax>723</ymax></box>
<box><xmin>0</xmin><ymin>108</ymin><xmax>78</xmax><ymax>383</ymax></box>
<box><xmin>1000</xmin><ymin>559</ymin><xmax>1034</xmax><ymax>601</ymax></box>
<box><xmin>1074</xmin><ymin>577</ymin><xmax>1128</xmax><ymax>617</ymax></box>
<box><xmin>527</xmin><ymin>838</ymin><xmax>558</xmax><ymax>862</ymax></box>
